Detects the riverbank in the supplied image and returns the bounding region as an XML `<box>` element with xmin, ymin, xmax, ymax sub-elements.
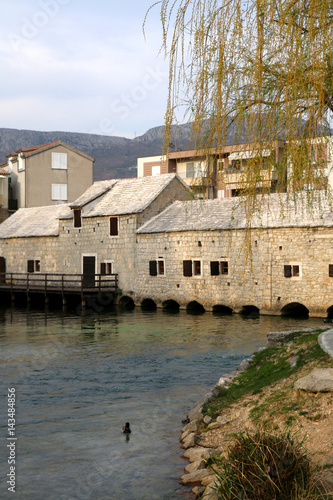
<box><xmin>179</xmin><ymin>327</ymin><xmax>333</xmax><ymax>499</ymax></box>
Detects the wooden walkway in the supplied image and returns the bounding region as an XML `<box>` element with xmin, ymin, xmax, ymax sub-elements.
<box><xmin>0</xmin><ymin>272</ymin><xmax>118</xmax><ymax>304</ymax></box>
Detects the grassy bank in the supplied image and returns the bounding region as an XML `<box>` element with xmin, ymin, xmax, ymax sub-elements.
<box><xmin>196</xmin><ymin>329</ymin><xmax>333</xmax><ymax>498</ymax></box>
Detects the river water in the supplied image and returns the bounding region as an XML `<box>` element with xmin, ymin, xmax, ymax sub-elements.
<box><xmin>0</xmin><ymin>305</ymin><xmax>322</xmax><ymax>500</ymax></box>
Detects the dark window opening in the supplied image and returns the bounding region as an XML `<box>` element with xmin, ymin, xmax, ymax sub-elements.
<box><xmin>27</xmin><ymin>260</ymin><xmax>40</xmax><ymax>273</ymax></box>
<box><xmin>329</xmin><ymin>264</ymin><xmax>333</xmax><ymax>277</ymax></box>
<box><xmin>210</xmin><ymin>261</ymin><xmax>228</xmax><ymax>275</ymax></box>
<box><xmin>193</xmin><ymin>260</ymin><xmax>201</xmax><ymax>275</ymax></box>
<box><xmin>110</xmin><ymin>217</ymin><xmax>118</xmax><ymax>236</ymax></box>
<box><xmin>74</xmin><ymin>209</ymin><xmax>81</xmax><ymax>228</ymax></box>
<box><xmin>183</xmin><ymin>260</ymin><xmax>193</xmax><ymax>277</ymax></box>
<box><xmin>149</xmin><ymin>260</ymin><xmax>164</xmax><ymax>276</ymax></box>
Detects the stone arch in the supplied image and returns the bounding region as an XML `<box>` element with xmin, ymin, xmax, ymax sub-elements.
<box><xmin>118</xmin><ymin>296</ymin><xmax>135</xmax><ymax>310</ymax></box>
<box><xmin>141</xmin><ymin>298</ymin><xmax>157</xmax><ymax>311</ymax></box>
<box><xmin>162</xmin><ymin>300</ymin><xmax>180</xmax><ymax>311</ymax></box>
<box><xmin>186</xmin><ymin>301</ymin><xmax>205</xmax><ymax>313</ymax></box>
<box><xmin>212</xmin><ymin>304</ymin><xmax>233</xmax><ymax>315</ymax></box>
<box><xmin>326</xmin><ymin>305</ymin><xmax>333</xmax><ymax>320</ymax></box>
<box><xmin>240</xmin><ymin>305</ymin><xmax>260</xmax><ymax>317</ymax></box>
<box><xmin>281</xmin><ymin>302</ymin><xmax>309</xmax><ymax>318</ymax></box>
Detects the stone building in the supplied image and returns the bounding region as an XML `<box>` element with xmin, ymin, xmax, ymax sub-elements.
<box><xmin>135</xmin><ymin>193</ymin><xmax>333</xmax><ymax>318</ymax></box>
<box><xmin>0</xmin><ymin>174</ymin><xmax>190</xmax><ymax>294</ymax></box>
<box><xmin>1</xmin><ymin>172</ymin><xmax>333</xmax><ymax>318</ymax></box>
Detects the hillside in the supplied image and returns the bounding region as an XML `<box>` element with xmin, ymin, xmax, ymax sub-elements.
<box><xmin>0</xmin><ymin>125</ymin><xmax>193</xmax><ymax>181</ymax></box>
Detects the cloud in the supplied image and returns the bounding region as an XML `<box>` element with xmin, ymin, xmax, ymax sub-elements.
<box><xmin>0</xmin><ymin>0</ymin><xmax>168</xmax><ymax>136</ymax></box>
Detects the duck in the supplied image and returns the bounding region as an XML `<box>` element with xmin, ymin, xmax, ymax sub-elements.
<box><xmin>122</xmin><ymin>422</ymin><xmax>131</xmax><ymax>434</ymax></box>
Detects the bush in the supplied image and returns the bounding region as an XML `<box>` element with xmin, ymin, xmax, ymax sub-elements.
<box><xmin>209</xmin><ymin>429</ymin><xmax>324</xmax><ymax>499</ymax></box>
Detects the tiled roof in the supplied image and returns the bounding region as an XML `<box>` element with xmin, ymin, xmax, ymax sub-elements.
<box><xmin>69</xmin><ymin>180</ymin><xmax>117</xmax><ymax>209</ymax></box>
<box><xmin>84</xmin><ymin>174</ymin><xmax>188</xmax><ymax>217</ymax></box>
<box><xmin>0</xmin><ymin>167</ymin><xmax>10</xmax><ymax>175</ymax></box>
<box><xmin>137</xmin><ymin>192</ymin><xmax>333</xmax><ymax>233</ymax></box>
<box><xmin>0</xmin><ymin>204</ymin><xmax>72</xmax><ymax>239</ymax></box>
<box><xmin>6</xmin><ymin>140</ymin><xmax>94</xmax><ymax>161</ymax></box>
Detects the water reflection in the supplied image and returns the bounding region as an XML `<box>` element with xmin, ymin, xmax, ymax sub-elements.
<box><xmin>0</xmin><ymin>306</ymin><xmax>323</xmax><ymax>500</ymax></box>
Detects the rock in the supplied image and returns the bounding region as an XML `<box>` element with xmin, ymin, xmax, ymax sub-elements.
<box><xmin>216</xmin><ymin>377</ymin><xmax>230</xmax><ymax>389</ymax></box>
<box><xmin>216</xmin><ymin>416</ymin><xmax>230</xmax><ymax>426</ymax></box>
<box><xmin>183</xmin><ymin>447</ymin><xmax>215</xmax><ymax>462</ymax></box>
<box><xmin>191</xmin><ymin>485</ymin><xmax>205</xmax><ymax>497</ymax></box>
<box><xmin>182</xmin><ymin>432</ymin><xmax>197</xmax><ymax>449</ymax></box>
<box><xmin>182</xmin><ymin>418</ymin><xmax>201</xmax><ymax>433</ymax></box>
<box><xmin>267</xmin><ymin>328</ymin><xmax>318</xmax><ymax>346</ymax></box>
<box><xmin>201</xmin><ymin>474</ymin><xmax>216</xmax><ymax>486</ymax></box>
<box><xmin>179</xmin><ymin>468</ymin><xmax>212</xmax><ymax>485</ymax></box>
<box><xmin>207</xmin><ymin>422</ymin><xmax>221</xmax><ymax>430</ymax></box>
<box><xmin>201</xmin><ymin>483</ymin><xmax>220</xmax><ymax>500</ymax></box>
<box><xmin>211</xmin><ymin>386</ymin><xmax>220</xmax><ymax>397</ymax></box>
<box><xmin>203</xmin><ymin>415</ymin><xmax>212</xmax><ymax>424</ymax></box>
<box><xmin>295</xmin><ymin>368</ymin><xmax>333</xmax><ymax>392</ymax></box>
<box><xmin>185</xmin><ymin>459</ymin><xmax>204</xmax><ymax>473</ymax></box>
<box><xmin>188</xmin><ymin>404</ymin><xmax>203</xmax><ymax>422</ymax></box>
<box><xmin>290</xmin><ymin>355</ymin><xmax>299</xmax><ymax>368</ymax></box>
<box><xmin>237</xmin><ymin>358</ymin><xmax>251</xmax><ymax>372</ymax></box>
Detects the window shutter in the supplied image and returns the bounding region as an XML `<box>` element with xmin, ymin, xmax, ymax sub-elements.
<box><xmin>110</xmin><ymin>217</ymin><xmax>118</xmax><ymax>236</ymax></box>
<box><xmin>100</xmin><ymin>263</ymin><xmax>106</xmax><ymax>275</ymax></box>
<box><xmin>27</xmin><ymin>260</ymin><xmax>34</xmax><ymax>273</ymax></box>
<box><xmin>210</xmin><ymin>261</ymin><xmax>220</xmax><ymax>276</ymax></box>
<box><xmin>74</xmin><ymin>209</ymin><xmax>81</xmax><ymax>228</ymax></box>
<box><xmin>329</xmin><ymin>264</ymin><xmax>333</xmax><ymax>277</ymax></box>
<box><xmin>284</xmin><ymin>265</ymin><xmax>292</xmax><ymax>278</ymax></box>
<box><xmin>149</xmin><ymin>260</ymin><xmax>157</xmax><ymax>276</ymax></box>
<box><xmin>183</xmin><ymin>260</ymin><xmax>193</xmax><ymax>276</ymax></box>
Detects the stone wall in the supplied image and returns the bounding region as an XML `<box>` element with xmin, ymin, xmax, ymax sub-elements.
<box><xmin>134</xmin><ymin>226</ymin><xmax>333</xmax><ymax>317</ymax></box>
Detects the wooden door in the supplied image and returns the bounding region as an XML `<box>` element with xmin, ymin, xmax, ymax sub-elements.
<box><xmin>0</xmin><ymin>256</ymin><xmax>6</xmax><ymax>283</ymax></box>
<box><xmin>82</xmin><ymin>256</ymin><xmax>96</xmax><ymax>287</ymax></box>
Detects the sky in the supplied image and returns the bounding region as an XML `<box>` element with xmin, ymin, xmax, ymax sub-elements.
<box><xmin>0</xmin><ymin>0</ymin><xmax>170</xmax><ymax>138</ymax></box>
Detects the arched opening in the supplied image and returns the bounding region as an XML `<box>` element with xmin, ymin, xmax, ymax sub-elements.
<box><xmin>186</xmin><ymin>301</ymin><xmax>205</xmax><ymax>314</ymax></box>
<box><xmin>326</xmin><ymin>306</ymin><xmax>333</xmax><ymax>321</ymax></box>
<box><xmin>118</xmin><ymin>296</ymin><xmax>135</xmax><ymax>310</ymax></box>
<box><xmin>240</xmin><ymin>305</ymin><xmax>260</xmax><ymax>317</ymax></box>
<box><xmin>162</xmin><ymin>300</ymin><xmax>180</xmax><ymax>312</ymax></box>
<box><xmin>141</xmin><ymin>298</ymin><xmax>157</xmax><ymax>311</ymax></box>
<box><xmin>281</xmin><ymin>302</ymin><xmax>309</xmax><ymax>318</ymax></box>
<box><xmin>212</xmin><ymin>304</ymin><xmax>233</xmax><ymax>315</ymax></box>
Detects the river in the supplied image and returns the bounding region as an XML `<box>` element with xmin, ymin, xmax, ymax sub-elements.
<box><xmin>0</xmin><ymin>305</ymin><xmax>322</xmax><ymax>499</ymax></box>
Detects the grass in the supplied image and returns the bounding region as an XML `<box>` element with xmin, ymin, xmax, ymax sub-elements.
<box><xmin>209</xmin><ymin>429</ymin><xmax>326</xmax><ymax>499</ymax></box>
<box><xmin>202</xmin><ymin>329</ymin><xmax>332</xmax><ymax>421</ymax></box>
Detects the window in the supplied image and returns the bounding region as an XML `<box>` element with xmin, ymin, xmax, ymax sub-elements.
<box><xmin>151</xmin><ymin>165</ymin><xmax>160</xmax><ymax>176</ymax></box>
<box><xmin>27</xmin><ymin>260</ymin><xmax>40</xmax><ymax>273</ymax></box>
<box><xmin>284</xmin><ymin>264</ymin><xmax>301</xmax><ymax>278</ymax></box>
<box><xmin>185</xmin><ymin>162</ymin><xmax>204</xmax><ymax>178</ymax></box>
<box><xmin>210</xmin><ymin>261</ymin><xmax>229</xmax><ymax>276</ymax></box>
<box><xmin>52</xmin><ymin>152</ymin><xmax>67</xmax><ymax>169</ymax></box>
<box><xmin>183</xmin><ymin>260</ymin><xmax>202</xmax><ymax>277</ymax></box>
<box><xmin>73</xmin><ymin>209</ymin><xmax>81</xmax><ymax>228</ymax></box>
<box><xmin>100</xmin><ymin>261</ymin><xmax>113</xmax><ymax>275</ymax></box>
<box><xmin>329</xmin><ymin>264</ymin><xmax>333</xmax><ymax>277</ymax></box>
<box><xmin>186</xmin><ymin>162</ymin><xmax>194</xmax><ymax>177</ymax></box>
<box><xmin>110</xmin><ymin>217</ymin><xmax>118</xmax><ymax>236</ymax></box>
<box><xmin>149</xmin><ymin>260</ymin><xmax>165</xmax><ymax>276</ymax></box>
<box><xmin>52</xmin><ymin>184</ymin><xmax>67</xmax><ymax>201</ymax></box>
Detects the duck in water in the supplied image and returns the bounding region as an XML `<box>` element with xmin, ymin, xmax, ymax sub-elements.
<box><xmin>122</xmin><ymin>422</ymin><xmax>131</xmax><ymax>434</ymax></box>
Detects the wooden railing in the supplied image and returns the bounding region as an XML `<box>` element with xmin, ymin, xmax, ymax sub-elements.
<box><xmin>0</xmin><ymin>272</ymin><xmax>118</xmax><ymax>294</ymax></box>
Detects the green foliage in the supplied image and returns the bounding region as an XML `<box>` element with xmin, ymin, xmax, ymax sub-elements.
<box><xmin>203</xmin><ymin>330</ymin><xmax>331</xmax><ymax>420</ymax></box>
<box><xmin>147</xmin><ymin>0</ymin><xmax>333</xmax><ymax>207</ymax></box>
<box><xmin>209</xmin><ymin>429</ymin><xmax>324</xmax><ymax>499</ymax></box>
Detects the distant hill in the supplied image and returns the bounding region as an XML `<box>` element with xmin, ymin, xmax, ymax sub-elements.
<box><xmin>0</xmin><ymin>125</ymin><xmax>193</xmax><ymax>181</ymax></box>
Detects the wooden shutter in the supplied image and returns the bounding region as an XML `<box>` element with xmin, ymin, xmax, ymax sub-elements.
<box><xmin>329</xmin><ymin>264</ymin><xmax>333</xmax><ymax>277</ymax></box>
<box><xmin>27</xmin><ymin>260</ymin><xmax>34</xmax><ymax>273</ymax></box>
<box><xmin>210</xmin><ymin>261</ymin><xmax>220</xmax><ymax>276</ymax></box>
<box><xmin>149</xmin><ymin>260</ymin><xmax>157</xmax><ymax>276</ymax></box>
<box><xmin>74</xmin><ymin>209</ymin><xmax>81</xmax><ymax>228</ymax></box>
<box><xmin>110</xmin><ymin>217</ymin><xmax>118</xmax><ymax>236</ymax></box>
<box><xmin>100</xmin><ymin>263</ymin><xmax>106</xmax><ymax>275</ymax></box>
<box><xmin>284</xmin><ymin>265</ymin><xmax>292</xmax><ymax>278</ymax></box>
<box><xmin>183</xmin><ymin>260</ymin><xmax>193</xmax><ymax>276</ymax></box>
